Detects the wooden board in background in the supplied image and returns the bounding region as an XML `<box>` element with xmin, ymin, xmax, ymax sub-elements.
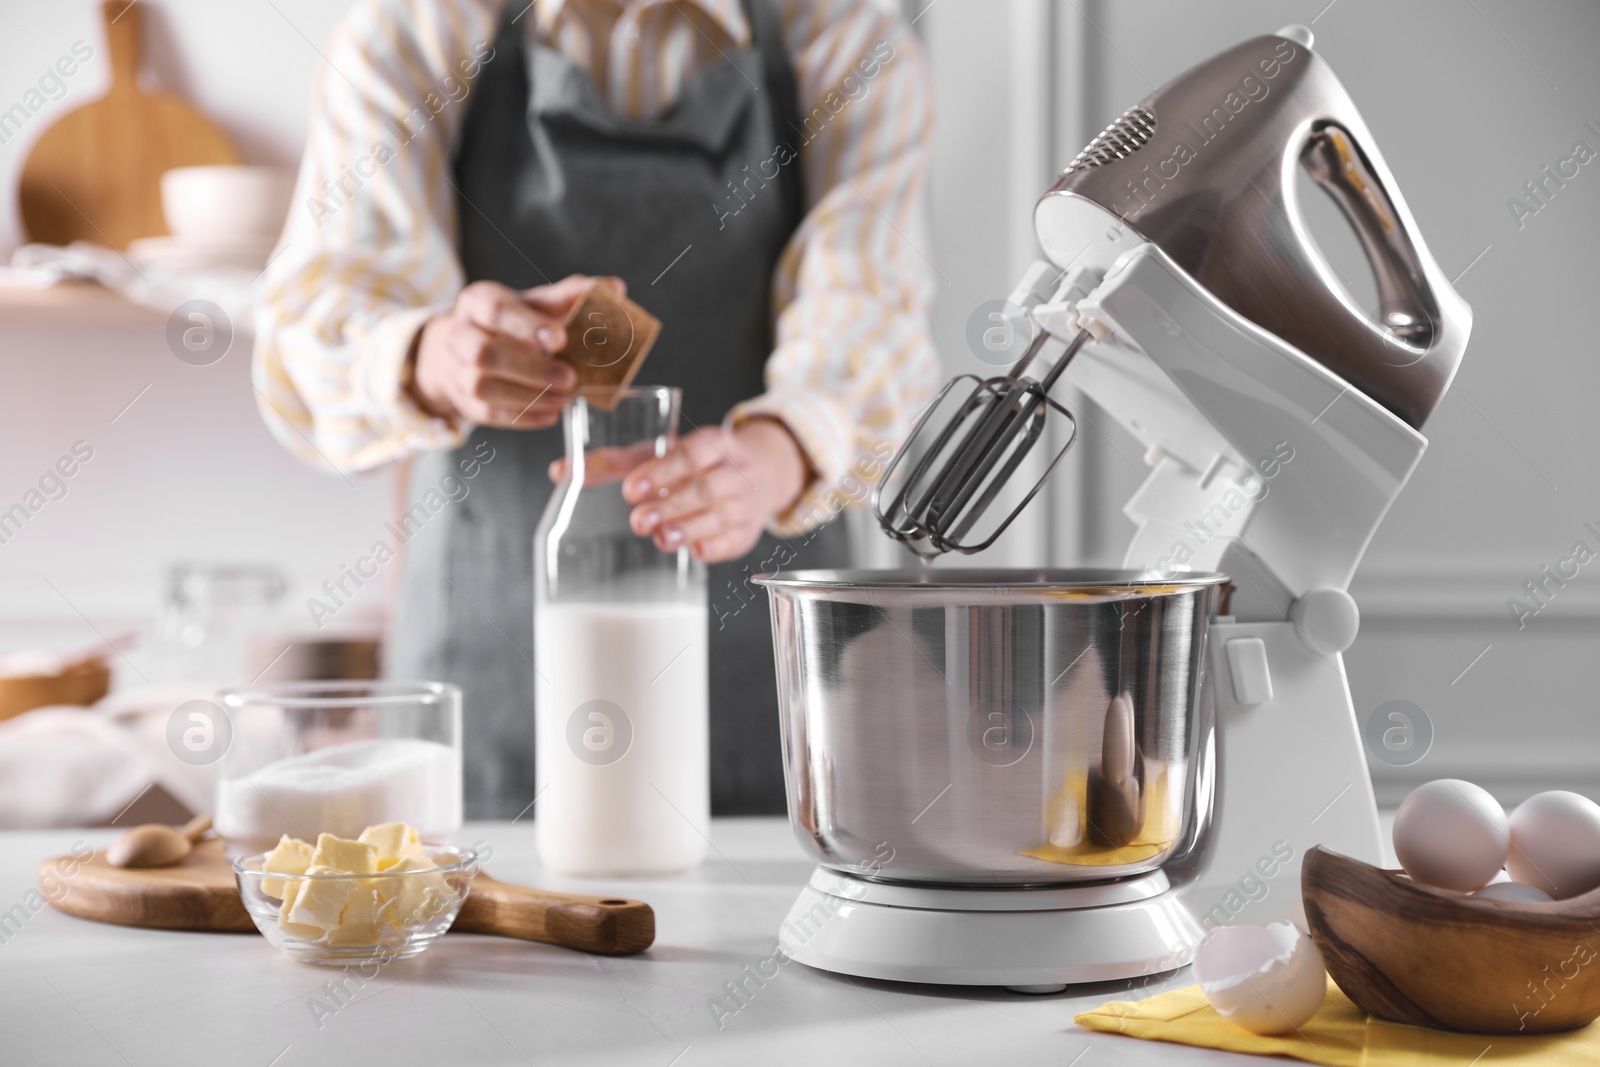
<box><xmin>18</xmin><ymin>0</ymin><xmax>238</xmax><ymax>250</ymax></box>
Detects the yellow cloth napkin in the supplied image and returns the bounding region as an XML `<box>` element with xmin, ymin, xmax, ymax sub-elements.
<box><xmin>1075</xmin><ymin>978</ymin><xmax>1600</xmax><ymax>1065</ymax></box>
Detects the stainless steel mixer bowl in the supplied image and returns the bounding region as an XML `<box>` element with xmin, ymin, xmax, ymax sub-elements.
<box><xmin>755</xmin><ymin>569</ymin><xmax>1227</xmax><ymax>886</ymax></box>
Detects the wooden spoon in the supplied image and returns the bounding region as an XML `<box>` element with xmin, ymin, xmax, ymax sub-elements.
<box><xmin>106</xmin><ymin>813</ymin><xmax>212</xmax><ymax>869</ymax></box>
<box><xmin>1303</xmin><ymin>845</ymin><xmax>1600</xmax><ymax>1034</ymax></box>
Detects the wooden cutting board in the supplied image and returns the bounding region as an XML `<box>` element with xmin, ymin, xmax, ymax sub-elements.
<box><xmin>19</xmin><ymin>0</ymin><xmax>238</xmax><ymax>250</ymax></box>
<box><xmin>41</xmin><ymin>838</ymin><xmax>253</xmax><ymax>932</ymax></box>
<box><xmin>38</xmin><ymin>840</ymin><xmax>655</xmax><ymax>954</ymax></box>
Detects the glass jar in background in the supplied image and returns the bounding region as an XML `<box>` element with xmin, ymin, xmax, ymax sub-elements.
<box><xmin>155</xmin><ymin>563</ymin><xmax>286</xmax><ymax>686</ymax></box>
<box><xmin>534</xmin><ymin>386</ymin><xmax>709</xmax><ymax>877</ymax></box>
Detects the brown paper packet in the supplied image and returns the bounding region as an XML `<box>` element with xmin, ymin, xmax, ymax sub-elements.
<box><xmin>552</xmin><ymin>280</ymin><xmax>662</xmax><ymax>411</ymax></box>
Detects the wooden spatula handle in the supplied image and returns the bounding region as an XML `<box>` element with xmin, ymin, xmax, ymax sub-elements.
<box><xmin>180</xmin><ymin>814</ymin><xmax>212</xmax><ymax>844</ymax></box>
<box><xmin>103</xmin><ymin>1</ymin><xmax>140</xmax><ymax>90</ymax></box>
<box><xmin>452</xmin><ymin>872</ymin><xmax>654</xmax><ymax>955</ymax></box>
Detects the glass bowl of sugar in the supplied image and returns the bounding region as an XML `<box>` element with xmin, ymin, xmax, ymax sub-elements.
<box><xmin>214</xmin><ymin>681</ymin><xmax>463</xmax><ymax>853</ymax></box>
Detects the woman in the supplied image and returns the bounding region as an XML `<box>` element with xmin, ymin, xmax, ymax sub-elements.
<box><xmin>254</xmin><ymin>0</ymin><xmax>937</xmax><ymax>817</ymax></box>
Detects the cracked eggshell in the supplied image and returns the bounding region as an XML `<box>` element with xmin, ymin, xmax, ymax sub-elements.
<box><xmin>1194</xmin><ymin>922</ymin><xmax>1327</xmax><ymax>1035</ymax></box>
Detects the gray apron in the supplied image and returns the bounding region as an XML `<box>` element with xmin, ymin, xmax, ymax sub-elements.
<box><xmin>387</xmin><ymin>0</ymin><xmax>849</xmax><ymax>818</ymax></box>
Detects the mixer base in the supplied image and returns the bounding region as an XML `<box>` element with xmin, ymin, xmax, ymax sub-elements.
<box><xmin>778</xmin><ymin>867</ymin><xmax>1204</xmax><ymax>989</ymax></box>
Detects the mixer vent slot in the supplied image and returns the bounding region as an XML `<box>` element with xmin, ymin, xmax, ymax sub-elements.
<box><xmin>1065</xmin><ymin>106</ymin><xmax>1157</xmax><ymax>172</ymax></box>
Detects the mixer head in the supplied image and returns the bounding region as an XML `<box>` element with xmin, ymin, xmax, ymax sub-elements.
<box><xmin>1037</xmin><ymin>24</ymin><xmax>1468</xmax><ymax>431</ymax></box>
<box><xmin>876</xmin><ymin>24</ymin><xmax>1470</xmax><ymax>560</ymax></box>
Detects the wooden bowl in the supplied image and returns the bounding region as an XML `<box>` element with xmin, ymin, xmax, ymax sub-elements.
<box><xmin>0</xmin><ymin>659</ymin><xmax>111</xmax><ymax>722</ymax></box>
<box><xmin>1303</xmin><ymin>846</ymin><xmax>1600</xmax><ymax>1034</ymax></box>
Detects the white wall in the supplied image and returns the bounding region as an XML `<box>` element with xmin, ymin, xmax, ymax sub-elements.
<box><xmin>0</xmin><ymin>1</ymin><xmax>382</xmax><ymax>671</ymax></box>
<box><xmin>0</xmin><ymin>315</ymin><xmax>394</xmax><ymax>645</ymax></box>
<box><xmin>1096</xmin><ymin>0</ymin><xmax>1600</xmax><ymax>804</ymax></box>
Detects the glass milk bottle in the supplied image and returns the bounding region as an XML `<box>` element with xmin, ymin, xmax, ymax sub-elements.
<box><xmin>534</xmin><ymin>386</ymin><xmax>709</xmax><ymax>876</ymax></box>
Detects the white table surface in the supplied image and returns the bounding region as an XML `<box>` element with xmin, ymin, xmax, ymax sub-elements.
<box><xmin>1</xmin><ymin>818</ymin><xmax>1268</xmax><ymax>1067</ymax></box>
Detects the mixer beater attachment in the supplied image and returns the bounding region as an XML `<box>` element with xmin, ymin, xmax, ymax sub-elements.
<box><xmin>874</xmin><ymin>325</ymin><xmax>1090</xmax><ymax>559</ymax></box>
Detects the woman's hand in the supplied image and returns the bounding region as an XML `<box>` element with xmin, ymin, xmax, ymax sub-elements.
<box><xmin>623</xmin><ymin>419</ymin><xmax>809</xmax><ymax>563</ymax></box>
<box><xmin>547</xmin><ymin>418</ymin><xmax>808</xmax><ymax>563</ymax></box>
<box><xmin>410</xmin><ymin>275</ymin><xmax>624</xmax><ymax>428</ymax></box>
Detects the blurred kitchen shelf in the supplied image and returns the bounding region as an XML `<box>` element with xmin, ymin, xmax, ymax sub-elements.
<box><xmin>0</xmin><ymin>282</ymin><xmax>166</xmax><ymax>331</ymax></box>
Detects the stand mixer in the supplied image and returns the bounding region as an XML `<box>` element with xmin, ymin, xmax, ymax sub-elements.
<box><xmin>757</xmin><ymin>25</ymin><xmax>1471</xmax><ymax>991</ymax></box>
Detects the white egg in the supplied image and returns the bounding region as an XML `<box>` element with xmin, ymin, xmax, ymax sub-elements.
<box><xmin>1472</xmin><ymin>880</ymin><xmax>1553</xmax><ymax>903</ymax></box>
<box><xmin>1508</xmin><ymin>790</ymin><xmax>1600</xmax><ymax>899</ymax></box>
<box><xmin>1194</xmin><ymin>922</ymin><xmax>1327</xmax><ymax>1035</ymax></box>
<box><xmin>1392</xmin><ymin>779</ymin><xmax>1508</xmax><ymax>892</ymax></box>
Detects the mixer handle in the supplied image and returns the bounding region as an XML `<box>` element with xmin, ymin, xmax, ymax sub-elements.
<box><xmin>1300</xmin><ymin>125</ymin><xmax>1437</xmax><ymax>350</ymax></box>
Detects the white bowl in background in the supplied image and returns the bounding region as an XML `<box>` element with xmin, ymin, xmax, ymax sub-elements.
<box><xmin>160</xmin><ymin>165</ymin><xmax>295</xmax><ymax>241</ymax></box>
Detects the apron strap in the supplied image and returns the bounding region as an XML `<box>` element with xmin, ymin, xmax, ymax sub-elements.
<box><xmin>742</xmin><ymin>0</ymin><xmax>806</xmax><ymax>222</ymax></box>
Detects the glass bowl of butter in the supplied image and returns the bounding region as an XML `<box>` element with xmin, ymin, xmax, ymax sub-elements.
<box><xmin>233</xmin><ymin>821</ymin><xmax>477</xmax><ymax>965</ymax></box>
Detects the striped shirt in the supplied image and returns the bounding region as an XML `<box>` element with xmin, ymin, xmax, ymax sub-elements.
<box><xmin>253</xmin><ymin>0</ymin><xmax>939</xmax><ymax>534</ymax></box>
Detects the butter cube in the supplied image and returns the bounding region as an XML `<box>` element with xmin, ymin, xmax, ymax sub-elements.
<box><xmin>385</xmin><ymin>857</ymin><xmax>448</xmax><ymax>932</ymax></box>
<box><xmin>268</xmin><ymin>825</ymin><xmax>445</xmax><ymax>946</ymax></box>
<box><xmin>262</xmin><ymin>835</ymin><xmax>315</xmax><ymax>899</ymax></box>
<box><xmin>277</xmin><ymin>877</ymin><xmax>300</xmax><ymax>920</ymax></box>
<box><xmin>310</xmin><ymin>833</ymin><xmax>378</xmax><ymax>875</ymax></box>
<box><xmin>346</xmin><ymin>883</ymin><xmax>392</xmax><ymax>926</ymax></box>
<box><xmin>368</xmin><ymin>872</ymin><xmax>399</xmax><ymax>913</ymax></box>
<box><xmin>275</xmin><ymin>881</ymin><xmax>325</xmax><ymax>942</ymax></box>
<box><xmin>325</xmin><ymin>884</ymin><xmax>391</xmax><ymax>947</ymax></box>
<box><xmin>285</xmin><ymin>867</ymin><xmax>353</xmax><ymax>931</ymax></box>
<box><xmin>278</xmin><ymin>921</ymin><xmax>327</xmax><ymax>943</ymax></box>
<box><xmin>358</xmin><ymin>822</ymin><xmax>428</xmax><ymax>870</ymax></box>
<box><xmin>323</xmin><ymin>919</ymin><xmax>380</xmax><ymax>947</ymax></box>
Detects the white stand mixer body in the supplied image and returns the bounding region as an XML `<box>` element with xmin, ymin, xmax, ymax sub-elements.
<box><xmin>775</xmin><ymin>226</ymin><xmax>1418</xmax><ymax>988</ymax></box>
<box><xmin>778</xmin><ymin>23</ymin><xmax>1470</xmax><ymax>990</ymax></box>
<box><xmin>1034</xmin><ymin>189</ymin><xmax>1429</xmax><ymax>925</ymax></box>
